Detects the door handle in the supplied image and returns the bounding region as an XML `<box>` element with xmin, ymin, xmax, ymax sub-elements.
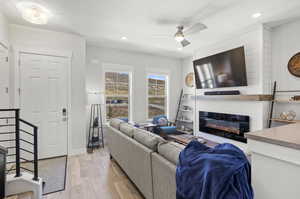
<box><xmin>62</xmin><ymin>108</ymin><xmax>67</xmax><ymax>116</ymax></box>
<box><xmin>62</xmin><ymin>108</ymin><xmax>68</xmax><ymax>121</ymax></box>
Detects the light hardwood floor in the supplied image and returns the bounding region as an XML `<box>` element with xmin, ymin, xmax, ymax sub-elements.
<box><xmin>43</xmin><ymin>147</ymin><xmax>144</xmax><ymax>199</ymax></box>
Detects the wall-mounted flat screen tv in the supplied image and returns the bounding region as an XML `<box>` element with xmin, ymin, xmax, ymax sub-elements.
<box><xmin>193</xmin><ymin>46</ymin><xmax>247</xmax><ymax>89</ymax></box>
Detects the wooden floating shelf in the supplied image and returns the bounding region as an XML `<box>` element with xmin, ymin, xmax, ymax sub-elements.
<box><xmin>270</xmin><ymin>118</ymin><xmax>300</xmax><ymax>124</ymax></box>
<box><xmin>196</xmin><ymin>94</ymin><xmax>273</xmax><ymax>101</ymax></box>
<box><xmin>180</xmin><ymin>109</ymin><xmax>193</xmax><ymax>112</ymax></box>
<box><xmin>178</xmin><ymin>119</ymin><xmax>193</xmax><ymax>123</ymax></box>
<box><xmin>273</xmin><ymin>99</ymin><xmax>300</xmax><ymax>103</ymax></box>
<box><xmin>176</xmin><ymin>129</ymin><xmax>193</xmax><ymax>135</ymax></box>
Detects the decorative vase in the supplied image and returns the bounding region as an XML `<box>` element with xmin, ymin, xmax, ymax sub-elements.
<box><xmin>287</xmin><ymin>111</ymin><xmax>296</xmax><ymax>121</ymax></box>
<box><xmin>280</xmin><ymin>112</ymin><xmax>288</xmax><ymax>120</ymax></box>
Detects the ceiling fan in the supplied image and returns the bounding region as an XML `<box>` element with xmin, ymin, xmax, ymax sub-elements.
<box><xmin>153</xmin><ymin>22</ymin><xmax>207</xmax><ymax>48</ymax></box>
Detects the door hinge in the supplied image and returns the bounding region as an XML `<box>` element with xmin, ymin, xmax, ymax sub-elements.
<box><xmin>18</xmin><ymin>88</ymin><xmax>21</xmax><ymax>96</ymax></box>
<box><xmin>5</xmin><ymin>57</ymin><xmax>8</xmax><ymax>62</ymax></box>
<box><xmin>5</xmin><ymin>87</ymin><xmax>8</xmax><ymax>94</ymax></box>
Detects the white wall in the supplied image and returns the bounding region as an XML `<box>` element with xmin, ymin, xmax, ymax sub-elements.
<box><xmin>181</xmin><ymin>25</ymin><xmax>272</xmax><ymax>150</ymax></box>
<box><xmin>0</xmin><ymin>12</ymin><xmax>9</xmax><ymax>47</ymax></box>
<box><xmin>86</xmin><ymin>45</ymin><xmax>182</xmax><ymax>123</ymax></box>
<box><xmin>271</xmin><ymin>19</ymin><xmax>300</xmax><ymax>121</ymax></box>
<box><xmin>9</xmin><ymin>24</ymin><xmax>87</xmax><ymax>155</ymax></box>
<box><xmin>181</xmin><ymin>57</ymin><xmax>197</xmax><ymax>131</ymax></box>
<box><xmin>272</xmin><ymin>20</ymin><xmax>300</xmax><ymax>90</ymax></box>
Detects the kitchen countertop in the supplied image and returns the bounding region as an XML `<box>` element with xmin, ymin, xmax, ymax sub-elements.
<box><xmin>246</xmin><ymin>123</ymin><xmax>300</xmax><ymax>150</ymax></box>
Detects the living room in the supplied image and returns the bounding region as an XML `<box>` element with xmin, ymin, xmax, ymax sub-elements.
<box><xmin>0</xmin><ymin>0</ymin><xmax>300</xmax><ymax>199</ymax></box>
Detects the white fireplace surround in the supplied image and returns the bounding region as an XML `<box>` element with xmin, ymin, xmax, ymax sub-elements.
<box><xmin>182</xmin><ymin>20</ymin><xmax>300</xmax><ymax>150</ymax></box>
<box><xmin>182</xmin><ymin>24</ymin><xmax>273</xmax><ymax>150</ymax></box>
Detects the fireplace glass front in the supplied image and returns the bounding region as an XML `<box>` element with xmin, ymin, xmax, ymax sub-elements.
<box><xmin>199</xmin><ymin>111</ymin><xmax>250</xmax><ymax>143</ymax></box>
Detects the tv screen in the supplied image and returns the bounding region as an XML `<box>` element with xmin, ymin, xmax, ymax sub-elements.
<box><xmin>193</xmin><ymin>47</ymin><xmax>247</xmax><ymax>89</ymax></box>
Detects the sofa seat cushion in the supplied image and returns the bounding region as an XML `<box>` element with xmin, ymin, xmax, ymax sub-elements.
<box><xmin>120</xmin><ymin>123</ymin><xmax>135</xmax><ymax>138</ymax></box>
<box><xmin>109</xmin><ymin>118</ymin><xmax>125</xmax><ymax>130</ymax></box>
<box><xmin>158</xmin><ymin>142</ymin><xmax>185</xmax><ymax>165</ymax></box>
<box><xmin>133</xmin><ymin>129</ymin><xmax>166</xmax><ymax>151</ymax></box>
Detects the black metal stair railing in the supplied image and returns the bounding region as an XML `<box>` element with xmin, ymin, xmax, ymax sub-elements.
<box><xmin>0</xmin><ymin>109</ymin><xmax>38</xmax><ymax>181</ymax></box>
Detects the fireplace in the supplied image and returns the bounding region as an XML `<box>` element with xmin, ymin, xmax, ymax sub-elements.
<box><xmin>199</xmin><ymin>111</ymin><xmax>250</xmax><ymax>143</ymax></box>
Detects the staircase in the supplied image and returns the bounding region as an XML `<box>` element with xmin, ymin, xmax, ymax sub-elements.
<box><xmin>0</xmin><ymin>109</ymin><xmax>42</xmax><ymax>199</ymax></box>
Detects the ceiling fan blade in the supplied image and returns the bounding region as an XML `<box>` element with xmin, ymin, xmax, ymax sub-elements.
<box><xmin>181</xmin><ymin>39</ymin><xmax>191</xmax><ymax>47</ymax></box>
<box><xmin>156</xmin><ymin>17</ymin><xmax>192</xmax><ymax>27</ymax></box>
<box><xmin>156</xmin><ymin>18</ymin><xmax>180</xmax><ymax>25</ymax></box>
<box><xmin>184</xmin><ymin>23</ymin><xmax>207</xmax><ymax>35</ymax></box>
<box><xmin>151</xmin><ymin>34</ymin><xmax>173</xmax><ymax>39</ymax></box>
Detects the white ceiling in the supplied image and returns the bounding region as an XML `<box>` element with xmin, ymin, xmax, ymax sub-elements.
<box><xmin>1</xmin><ymin>0</ymin><xmax>300</xmax><ymax>58</ymax></box>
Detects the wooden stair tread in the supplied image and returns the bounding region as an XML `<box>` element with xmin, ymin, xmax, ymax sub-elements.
<box><xmin>5</xmin><ymin>192</ymin><xmax>33</xmax><ymax>199</ymax></box>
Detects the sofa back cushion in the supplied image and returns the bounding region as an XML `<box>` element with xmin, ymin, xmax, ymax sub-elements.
<box><xmin>109</xmin><ymin>118</ymin><xmax>125</xmax><ymax>130</ymax></box>
<box><xmin>120</xmin><ymin>123</ymin><xmax>135</xmax><ymax>138</ymax></box>
<box><xmin>158</xmin><ymin>142</ymin><xmax>185</xmax><ymax>165</ymax></box>
<box><xmin>133</xmin><ymin>129</ymin><xmax>166</xmax><ymax>151</ymax></box>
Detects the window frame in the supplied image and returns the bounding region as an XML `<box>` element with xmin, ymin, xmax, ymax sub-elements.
<box><xmin>146</xmin><ymin>73</ymin><xmax>169</xmax><ymax>120</ymax></box>
<box><xmin>103</xmin><ymin>65</ymin><xmax>133</xmax><ymax>122</ymax></box>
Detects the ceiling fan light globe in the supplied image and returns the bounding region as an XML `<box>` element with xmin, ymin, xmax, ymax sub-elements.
<box><xmin>174</xmin><ymin>35</ymin><xmax>184</xmax><ymax>42</ymax></box>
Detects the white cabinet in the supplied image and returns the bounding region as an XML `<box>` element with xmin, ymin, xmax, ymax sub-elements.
<box><xmin>0</xmin><ymin>45</ymin><xmax>9</xmax><ymax>109</ymax></box>
<box><xmin>247</xmin><ymin>123</ymin><xmax>300</xmax><ymax>199</ymax></box>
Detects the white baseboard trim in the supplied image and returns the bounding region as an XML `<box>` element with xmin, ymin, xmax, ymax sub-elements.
<box><xmin>69</xmin><ymin>147</ymin><xmax>86</xmax><ymax>156</ymax></box>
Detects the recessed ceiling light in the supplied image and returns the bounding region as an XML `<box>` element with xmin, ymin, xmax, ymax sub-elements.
<box><xmin>252</xmin><ymin>13</ymin><xmax>262</xmax><ymax>18</ymax></box>
<box><xmin>121</xmin><ymin>36</ymin><xmax>128</xmax><ymax>40</ymax></box>
<box><xmin>177</xmin><ymin>47</ymin><xmax>183</xmax><ymax>51</ymax></box>
<box><xmin>16</xmin><ymin>2</ymin><xmax>52</xmax><ymax>25</ymax></box>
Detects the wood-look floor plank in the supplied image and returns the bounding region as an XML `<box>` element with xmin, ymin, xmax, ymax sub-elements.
<box><xmin>44</xmin><ymin>148</ymin><xmax>144</xmax><ymax>199</ymax></box>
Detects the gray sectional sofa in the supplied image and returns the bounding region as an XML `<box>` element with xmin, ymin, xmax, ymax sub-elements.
<box><xmin>107</xmin><ymin>118</ymin><xmax>185</xmax><ymax>199</ymax></box>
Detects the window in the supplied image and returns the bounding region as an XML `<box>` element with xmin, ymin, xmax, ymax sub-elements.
<box><xmin>147</xmin><ymin>74</ymin><xmax>168</xmax><ymax>119</ymax></box>
<box><xmin>105</xmin><ymin>72</ymin><xmax>130</xmax><ymax>120</ymax></box>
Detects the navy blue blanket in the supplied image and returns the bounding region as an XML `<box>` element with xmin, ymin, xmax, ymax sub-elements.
<box><xmin>176</xmin><ymin>141</ymin><xmax>253</xmax><ymax>199</ymax></box>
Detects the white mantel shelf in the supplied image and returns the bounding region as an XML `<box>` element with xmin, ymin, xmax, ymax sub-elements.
<box><xmin>196</xmin><ymin>94</ymin><xmax>272</xmax><ymax>101</ymax></box>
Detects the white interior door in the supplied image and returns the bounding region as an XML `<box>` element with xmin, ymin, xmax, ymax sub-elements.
<box><xmin>19</xmin><ymin>53</ymin><xmax>68</xmax><ymax>159</ymax></box>
<box><xmin>0</xmin><ymin>45</ymin><xmax>11</xmax><ymax>157</ymax></box>
<box><xmin>0</xmin><ymin>45</ymin><xmax>9</xmax><ymax>109</ymax></box>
